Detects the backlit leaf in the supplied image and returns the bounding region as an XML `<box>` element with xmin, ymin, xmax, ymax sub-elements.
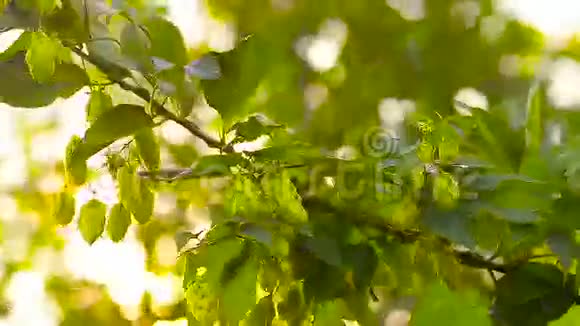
<box><xmin>64</xmin><ymin>135</ymin><xmax>87</xmax><ymax>186</ymax></box>
<box><xmin>86</xmin><ymin>90</ymin><xmax>113</xmax><ymax>124</ymax></box>
<box><xmin>53</xmin><ymin>190</ymin><xmax>75</xmax><ymax>226</ymax></box>
<box><xmin>134</xmin><ymin>128</ymin><xmax>160</xmax><ymax>171</ymax></box>
<box><xmin>106</xmin><ymin>203</ymin><xmax>131</xmax><ymax>242</ymax></box>
<box><xmin>78</xmin><ymin>199</ymin><xmax>107</xmax><ymax>245</ymax></box>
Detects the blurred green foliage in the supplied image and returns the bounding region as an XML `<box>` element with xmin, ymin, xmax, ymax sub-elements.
<box><xmin>1</xmin><ymin>0</ymin><xmax>580</xmax><ymax>325</ymax></box>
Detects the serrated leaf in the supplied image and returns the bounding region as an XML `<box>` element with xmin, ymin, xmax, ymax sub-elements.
<box><xmin>80</xmin><ymin>104</ymin><xmax>154</xmax><ymax>159</ymax></box>
<box><xmin>64</xmin><ymin>135</ymin><xmax>87</xmax><ymax>186</ymax></box>
<box><xmin>142</xmin><ymin>16</ymin><xmax>187</xmax><ymax>66</ymax></box>
<box><xmin>0</xmin><ymin>52</ymin><xmax>88</xmax><ymax>108</ymax></box>
<box><xmin>410</xmin><ymin>282</ymin><xmax>492</xmax><ymax>326</ymax></box>
<box><xmin>134</xmin><ymin>128</ymin><xmax>160</xmax><ymax>171</ymax></box>
<box><xmin>106</xmin><ymin>203</ymin><xmax>131</xmax><ymax>242</ymax></box>
<box><xmin>186</xmin><ymin>271</ymin><xmax>218</xmax><ymax>323</ymax></box>
<box><xmin>221</xmin><ymin>258</ymin><xmax>258</xmax><ymax>323</ymax></box>
<box><xmin>53</xmin><ymin>190</ymin><xmax>75</xmax><ymax>226</ymax></box>
<box><xmin>86</xmin><ymin>90</ymin><xmax>113</xmax><ymax>124</ymax></box>
<box><xmin>262</xmin><ymin>170</ymin><xmax>307</xmax><ymax>223</ymax></box>
<box><xmin>78</xmin><ymin>199</ymin><xmax>107</xmax><ymax>245</ymax></box>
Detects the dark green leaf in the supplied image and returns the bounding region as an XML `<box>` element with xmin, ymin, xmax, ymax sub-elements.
<box><xmin>80</xmin><ymin>104</ymin><xmax>154</xmax><ymax>159</ymax></box>
<box><xmin>0</xmin><ymin>52</ymin><xmax>88</xmax><ymax>108</ymax></box>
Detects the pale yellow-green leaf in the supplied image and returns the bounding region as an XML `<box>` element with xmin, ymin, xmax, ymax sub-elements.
<box><xmin>64</xmin><ymin>135</ymin><xmax>87</xmax><ymax>186</ymax></box>
<box><xmin>86</xmin><ymin>90</ymin><xmax>113</xmax><ymax>124</ymax></box>
<box><xmin>78</xmin><ymin>199</ymin><xmax>107</xmax><ymax>244</ymax></box>
<box><xmin>106</xmin><ymin>203</ymin><xmax>131</xmax><ymax>242</ymax></box>
<box><xmin>53</xmin><ymin>190</ymin><xmax>76</xmax><ymax>226</ymax></box>
<box><xmin>134</xmin><ymin>128</ymin><xmax>160</xmax><ymax>171</ymax></box>
<box><xmin>25</xmin><ymin>31</ymin><xmax>61</xmax><ymax>83</ymax></box>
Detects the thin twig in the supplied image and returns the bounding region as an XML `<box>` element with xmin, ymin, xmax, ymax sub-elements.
<box><xmin>68</xmin><ymin>45</ymin><xmax>229</xmax><ymax>152</ymax></box>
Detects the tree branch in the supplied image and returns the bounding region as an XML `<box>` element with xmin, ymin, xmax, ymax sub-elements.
<box><xmin>68</xmin><ymin>46</ymin><xmax>231</xmax><ymax>152</ymax></box>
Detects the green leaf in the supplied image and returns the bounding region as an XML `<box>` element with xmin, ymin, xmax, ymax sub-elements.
<box><xmin>25</xmin><ymin>31</ymin><xmax>60</xmax><ymax>83</ymax></box>
<box><xmin>186</xmin><ymin>153</ymin><xmax>244</xmax><ymax>178</ymax></box>
<box><xmin>240</xmin><ymin>223</ymin><xmax>273</xmax><ymax>248</ymax></box>
<box><xmin>134</xmin><ymin>128</ymin><xmax>160</xmax><ymax>171</ymax></box>
<box><xmin>525</xmin><ymin>82</ymin><xmax>549</xmax><ymax>154</ymax></box>
<box><xmin>118</xmin><ymin>166</ymin><xmax>154</xmax><ymax>225</ymax></box>
<box><xmin>64</xmin><ymin>135</ymin><xmax>87</xmax><ymax>186</ymax></box>
<box><xmin>80</xmin><ymin>104</ymin><xmax>154</xmax><ymax>159</ymax></box>
<box><xmin>106</xmin><ymin>203</ymin><xmax>131</xmax><ymax>242</ymax></box>
<box><xmin>201</xmin><ymin>36</ymin><xmax>265</xmax><ymax>127</ymax></box>
<box><xmin>0</xmin><ymin>31</ymin><xmax>32</xmax><ymax>61</ymax></box>
<box><xmin>261</xmin><ymin>170</ymin><xmax>308</xmax><ymax>223</ymax></box>
<box><xmin>303</xmin><ymin>236</ymin><xmax>343</xmax><ymax>268</ymax></box>
<box><xmin>78</xmin><ymin>199</ymin><xmax>107</xmax><ymax>245</ymax></box>
<box><xmin>142</xmin><ymin>17</ymin><xmax>187</xmax><ymax>66</ymax></box>
<box><xmin>130</xmin><ymin>179</ymin><xmax>154</xmax><ymax>224</ymax></box>
<box><xmin>52</xmin><ymin>190</ymin><xmax>75</xmax><ymax>226</ymax></box>
<box><xmin>119</xmin><ymin>21</ymin><xmax>151</xmax><ymax>71</ymax></box>
<box><xmin>229</xmin><ymin>115</ymin><xmax>283</xmax><ymax>144</ymax></box>
<box><xmin>221</xmin><ymin>258</ymin><xmax>258</xmax><ymax>323</ymax></box>
<box><xmin>86</xmin><ymin>90</ymin><xmax>113</xmax><ymax>124</ymax></box>
<box><xmin>185</xmin><ymin>270</ymin><xmax>218</xmax><ymax>323</ymax></box>
<box><xmin>204</xmin><ymin>237</ymin><xmax>245</xmax><ymax>292</ymax></box>
<box><xmin>37</xmin><ymin>0</ymin><xmax>57</xmax><ymax>14</ymax></box>
<box><xmin>410</xmin><ymin>282</ymin><xmax>492</xmax><ymax>326</ymax></box>
<box><xmin>313</xmin><ymin>300</ymin><xmax>343</xmax><ymax>326</ymax></box>
<box><xmin>0</xmin><ymin>52</ymin><xmax>88</xmax><ymax>108</ymax></box>
<box><xmin>492</xmin><ymin>263</ymin><xmax>576</xmax><ymax>325</ymax></box>
<box><xmin>550</xmin><ymin>306</ymin><xmax>580</xmax><ymax>326</ymax></box>
<box><xmin>547</xmin><ymin>232</ymin><xmax>580</xmax><ymax>271</ymax></box>
<box><xmin>247</xmin><ymin>295</ymin><xmax>275</xmax><ymax>326</ymax></box>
